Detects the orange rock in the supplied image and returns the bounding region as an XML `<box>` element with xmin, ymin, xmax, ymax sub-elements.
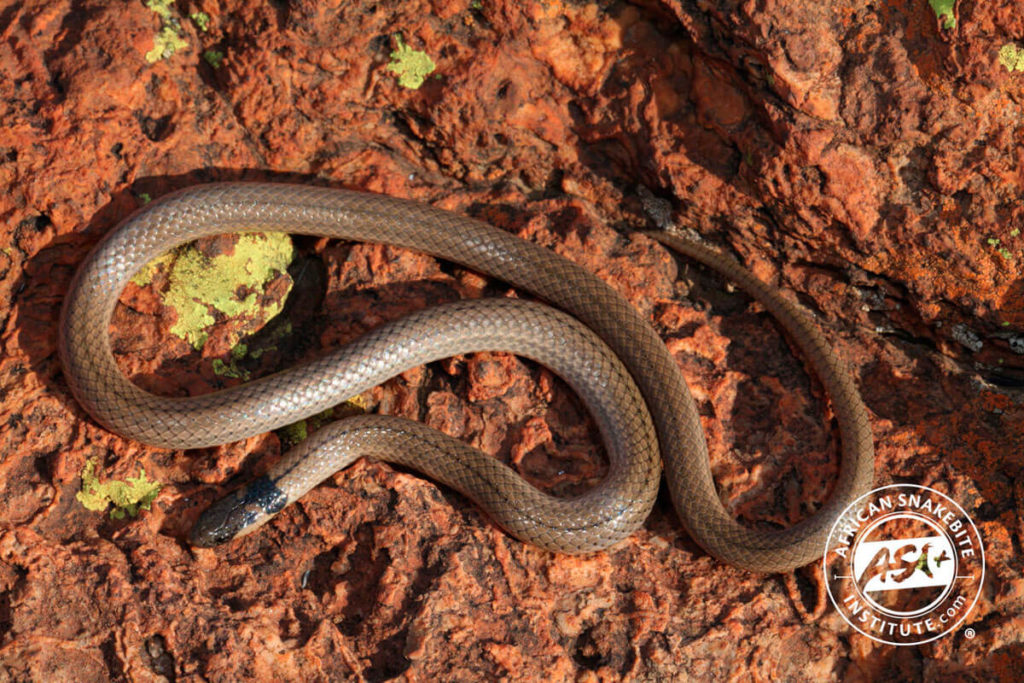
<box><xmin>0</xmin><ymin>0</ymin><xmax>1020</xmax><ymax>679</ymax></box>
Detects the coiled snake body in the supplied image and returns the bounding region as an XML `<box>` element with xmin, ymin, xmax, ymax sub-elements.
<box><xmin>58</xmin><ymin>183</ymin><xmax>874</xmax><ymax>572</ymax></box>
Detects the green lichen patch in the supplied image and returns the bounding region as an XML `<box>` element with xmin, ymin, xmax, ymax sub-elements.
<box><xmin>138</xmin><ymin>232</ymin><xmax>294</xmax><ymax>350</ymax></box>
<box><xmin>145</xmin><ymin>0</ymin><xmax>188</xmax><ymax>63</ymax></box>
<box><xmin>77</xmin><ymin>459</ymin><xmax>162</xmax><ymax>520</ymax></box>
<box><xmin>211</xmin><ymin>316</ymin><xmax>295</xmax><ymax>379</ymax></box>
<box><xmin>386</xmin><ymin>35</ymin><xmax>436</xmax><ymax>89</ymax></box>
<box><xmin>998</xmin><ymin>43</ymin><xmax>1024</xmax><ymax>73</ymax></box>
<box><xmin>985</xmin><ymin>236</ymin><xmax>1015</xmax><ymax>262</ymax></box>
<box><xmin>928</xmin><ymin>0</ymin><xmax>956</xmax><ymax>30</ymax></box>
<box><xmin>277</xmin><ymin>396</ymin><xmax>368</xmax><ymax>448</ymax></box>
<box><xmin>203</xmin><ymin>49</ymin><xmax>225</xmax><ymax>68</ymax></box>
<box><xmin>211</xmin><ymin>339</ymin><xmax>256</xmax><ymax>378</ymax></box>
<box><xmin>212</xmin><ymin>343</ymin><xmax>250</xmax><ymax>379</ymax></box>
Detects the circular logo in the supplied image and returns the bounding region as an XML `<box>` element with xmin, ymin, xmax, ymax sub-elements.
<box><xmin>822</xmin><ymin>484</ymin><xmax>985</xmax><ymax>646</ymax></box>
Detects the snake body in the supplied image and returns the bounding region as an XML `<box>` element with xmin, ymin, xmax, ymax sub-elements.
<box><xmin>58</xmin><ymin>183</ymin><xmax>874</xmax><ymax>572</ymax></box>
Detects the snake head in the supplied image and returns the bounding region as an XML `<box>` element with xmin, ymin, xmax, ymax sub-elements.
<box><xmin>189</xmin><ymin>475</ymin><xmax>289</xmax><ymax>547</ymax></box>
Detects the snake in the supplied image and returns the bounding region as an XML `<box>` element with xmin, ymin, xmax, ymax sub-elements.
<box><xmin>58</xmin><ymin>182</ymin><xmax>874</xmax><ymax>572</ymax></box>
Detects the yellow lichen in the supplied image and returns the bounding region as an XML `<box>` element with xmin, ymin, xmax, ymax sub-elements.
<box><xmin>144</xmin><ymin>0</ymin><xmax>188</xmax><ymax>63</ymax></box>
<box><xmin>190</xmin><ymin>11</ymin><xmax>211</xmax><ymax>32</ymax></box>
<box><xmin>998</xmin><ymin>43</ymin><xmax>1024</xmax><ymax>73</ymax></box>
<box><xmin>131</xmin><ymin>251</ymin><xmax>174</xmax><ymax>287</ymax></box>
<box><xmin>77</xmin><ymin>459</ymin><xmax>162</xmax><ymax>520</ymax></box>
<box><xmin>146</xmin><ymin>0</ymin><xmax>174</xmax><ymax>21</ymax></box>
<box><xmin>386</xmin><ymin>35</ymin><xmax>436</xmax><ymax>89</ymax></box>
<box><xmin>138</xmin><ymin>232</ymin><xmax>294</xmax><ymax>350</ymax></box>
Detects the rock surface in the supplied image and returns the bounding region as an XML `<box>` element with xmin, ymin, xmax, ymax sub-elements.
<box><xmin>1</xmin><ymin>0</ymin><xmax>1022</xmax><ymax>680</ymax></box>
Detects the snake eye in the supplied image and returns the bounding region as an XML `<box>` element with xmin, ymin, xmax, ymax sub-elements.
<box><xmin>211</xmin><ymin>526</ymin><xmax>236</xmax><ymax>545</ymax></box>
<box><xmin>193</xmin><ymin>525</ymin><xmax>235</xmax><ymax>547</ymax></box>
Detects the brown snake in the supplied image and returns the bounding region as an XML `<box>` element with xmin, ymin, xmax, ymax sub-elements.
<box><xmin>58</xmin><ymin>183</ymin><xmax>874</xmax><ymax>572</ymax></box>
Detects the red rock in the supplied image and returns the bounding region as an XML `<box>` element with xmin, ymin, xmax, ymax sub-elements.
<box><xmin>0</xmin><ymin>0</ymin><xmax>1020</xmax><ymax>679</ymax></box>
